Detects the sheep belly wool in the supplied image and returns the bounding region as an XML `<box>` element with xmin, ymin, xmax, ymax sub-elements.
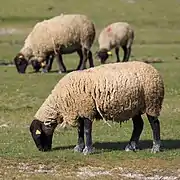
<box><xmin>34</xmin><ymin>61</ymin><xmax>164</xmax><ymax>127</ymax></box>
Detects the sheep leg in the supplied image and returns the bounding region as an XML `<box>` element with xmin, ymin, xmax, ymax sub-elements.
<box><xmin>78</xmin><ymin>48</ymin><xmax>88</xmax><ymax>70</ymax></box>
<box><xmin>122</xmin><ymin>46</ymin><xmax>131</xmax><ymax>62</ymax></box>
<box><xmin>147</xmin><ymin>114</ymin><xmax>161</xmax><ymax>153</ymax></box>
<box><xmin>56</xmin><ymin>53</ymin><xmax>66</xmax><ymax>73</ymax></box>
<box><xmin>125</xmin><ymin>114</ymin><xmax>144</xmax><ymax>152</ymax></box>
<box><xmin>76</xmin><ymin>49</ymin><xmax>83</xmax><ymax>70</ymax></box>
<box><xmin>115</xmin><ymin>47</ymin><xmax>120</xmax><ymax>62</ymax></box>
<box><xmin>88</xmin><ymin>50</ymin><xmax>94</xmax><ymax>68</ymax></box>
<box><xmin>74</xmin><ymin>118</ymin><xmax>85</xmax><ymax>152</ymax></box>
<box><xmin>42</xmin><ymin>55</ymin><xmax>54</xmax><ymax>73</ymax></box>
<box><xmin>46</xmin><ymin>55</ymin><xmax>54</xmax><ymax>72</ymax></box>
<box><xmin>83</xmin><ymin>118</ymin><xmax>94</xmax><ymax>155</ymax></box>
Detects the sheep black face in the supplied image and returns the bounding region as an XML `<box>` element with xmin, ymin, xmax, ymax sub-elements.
<box><xmin>96</xmin><ymin>49</ymin><xmax>112</xmax><ymax>64</ymax></box>
<box><xmin>30</xmin><ymin>119</ymin><xmax>57</xmax><ymax>151</ymax></box>
<box><xmin>14</xmin><ymin>53</ymin><xmax>28</xmax><ymax>73</ymax></box>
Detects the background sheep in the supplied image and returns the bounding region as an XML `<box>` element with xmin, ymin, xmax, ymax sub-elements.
<box><xmin>30</xmin><ymin>61</ymin><xmax>164</xmax><ymax>155</ymax></box>
<box><xmin>96</xmin><ymin>22</ymin><xmax>134</xmax><ymax>64</ymax></box>
<box><xmin>14</xmin><ymin>14</ymin><xmax>96</xmax><ymax>73</ymax></box>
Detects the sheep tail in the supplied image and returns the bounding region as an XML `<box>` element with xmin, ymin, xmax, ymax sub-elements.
<box><xmin>94</xmin><ymin>98</ymin><xmax>112</xmax><ymax>127</ymax></box>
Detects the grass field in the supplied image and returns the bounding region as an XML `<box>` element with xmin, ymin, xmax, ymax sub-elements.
<box><xmin>0</xmin><ymin>0</ymin><xmax>180</xmax><ymax>179</ymax></box>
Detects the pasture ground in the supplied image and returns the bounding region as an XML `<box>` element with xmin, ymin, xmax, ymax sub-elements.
<box><xmin>0</xmin><ymin>0</ymin><xmax>180</xmax><ymax>179</ymax></box>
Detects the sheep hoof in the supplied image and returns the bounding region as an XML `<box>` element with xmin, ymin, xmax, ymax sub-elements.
<box><xmin>125</xmin><ymin>141</ymin><xmax>139</xmax><ymax>152</ymax></box>
<box><xmin>74</xmin><ymin>144</ymin><xmax>85</xmax><ymax>153</ymax></box>
<box><xmin>58</xmin><ymin>71</ymin><xmax>63</xmax><ymax>74</ymax></box>
<box><xmin>151</xmin><ymin>143</ymin><xmax>161</xmax><ymax>153</ymax></box>
<box><xmin>82</xmin><ymin>146</ymin><xmax>94</xmax><ymax>155</ymax></box>
<box><xmin>41</xmin><ymin>69</ymin><xmax>48</xmax><ymax>73</ymax></box>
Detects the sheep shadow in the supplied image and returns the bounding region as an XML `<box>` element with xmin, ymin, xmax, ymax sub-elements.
<box><xmin>28</xmin><ymin>69</ymin><xmax>76</xmax><ymax>74</ymax></box>
<box><xmin>52</xmin><ymin>139</ymin><xmax>180</xmax><ymax>152</ymax></box>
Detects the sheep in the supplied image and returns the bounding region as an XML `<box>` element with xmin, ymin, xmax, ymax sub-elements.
<box><xmin>29</xmin><ymin>61</ymin><xmax>164</xmax><ymax>155</ymax></box>
<box><xmin>14</xmin><ymin>14</ymin><xmax>96</xmax><ymax>73</ymax></box>
<box><xmin>96</xmin><ymin>22</ymin><xmax>134</xmax><ymax>64</ymax></box>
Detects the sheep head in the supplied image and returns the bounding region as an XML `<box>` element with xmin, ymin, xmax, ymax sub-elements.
<box><xmin>30</xmin><ymin>119</ymin><xmax>57</xmax><ymax>151</ymax></box>
<box><xmin>14</xmin><ymin>53</ymin><xmax>28</xmax><ymax>73</ymax></box>
<box><xmin>96</xmin><ymin>49</ymin><xmax>112</xmax><ymax>64</ymax></box>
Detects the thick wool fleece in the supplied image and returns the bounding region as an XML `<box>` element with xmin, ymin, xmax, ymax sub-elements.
<box><xmin>34</xmin><ymin>61</ymin><xmax>164</xmax><ymax>127</ymax></box>
<box><xmin>20</xmin><ymin>14</ymin><xmax>96</xmax><ymax>61</ymax></box>
<box><xmin>98</xmin><ymin>22</ymin><xmax>134</xmax><ymax>50</ymax></box>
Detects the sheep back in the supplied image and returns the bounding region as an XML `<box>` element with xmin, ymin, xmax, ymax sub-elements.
<box><xmin>34</xmin><ymin>61</ymin><xmax>164</xmax><ymax>127</ymax></box>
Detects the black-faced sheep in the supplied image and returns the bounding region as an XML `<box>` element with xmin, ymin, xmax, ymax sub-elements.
<box><xmin>14</xmin><ymin>14</ymin><xmax>96</xmax><ymax>73</ymax></box>
<box><xmin>96</xmin><ymin>22</ymin><xmax>134</xmax><ymax>64</ymax></box>
<box><xmin>30</xmin><ymin>61</ymin><xmax>164</xmax><ymax>155</ymax></box>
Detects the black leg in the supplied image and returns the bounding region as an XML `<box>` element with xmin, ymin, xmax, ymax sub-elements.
<box><xmin>88</xmin><ymin>50</ymin><xmax>94</xmax><ymax>68</ymax></box>
<box><xmin>78</xmin><ymin>48</ymin><xmax>88</xmax><ymax>70</ymax></box>
<box><xmin>122</xmin><ymin>46</ymin><xmax>127</xmax><ymax>62</ymax></box>
<box><xmin>42</xmin><ymin>54</ymin><xmax>54</xmax><ymax>73</ymax></box>
<box><xmin>56</xmin><ymin>53</ymin><xmax>66</xmax><ymax>73</ymax></box>
<box><xmin>115</xmin><ymin>47</ymin><xmax>120</xmax><ymax>62</ymax></box>
<box><xmin>46</xmin><ymin>55</ymin><xmax>54</xmax><ymax>72</ymax></box>
<box><xmin>147</xmin><ymin>114</ymin><xmax>161</xmax><ymax>153</ymax></box>
<box><xmin>125</xmin><ymin>114</ymin><xmax>144</xmax><ymax>152</ymax></box>
<box><xmin>122</xmin><ymin>46</ymin><xmax>131</xmax><ymax>62</ymax></box>
<box><xmin>76</xmin><ymin>49</ymin><xmax>83</xmax><ymax>70</ymax></box>
<box><xmin>83</xmin><ymin>118</ymin><xmax>93</xmax><ymax>155</ymax></box>
<box><xmin>74</xmin><ymin>118</ymin><xmax>85</xmax><ymax>152</ymax></box>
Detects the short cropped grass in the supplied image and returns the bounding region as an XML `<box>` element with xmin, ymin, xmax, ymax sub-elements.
<box><xmin>0</xmin><ymin>0</ymin><xmax>180</xmax><ymax>179</ymax></box>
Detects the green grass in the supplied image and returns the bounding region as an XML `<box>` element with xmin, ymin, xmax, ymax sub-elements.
<box><xmin>0</xmin><ymin>0</ymin><xmax>180</xmax><ymax>179</ymax></box>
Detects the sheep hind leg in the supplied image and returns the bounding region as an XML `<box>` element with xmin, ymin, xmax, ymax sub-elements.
<box><xmin>74</xmin><ymin>118</ymin><xmax>85</xmax><ymax>152</ymax></box>
<box><xmin>125</xmin><ymin>114</ymin><xmax>144</xmax><ymax>152</ymax></box>
<box><xmin>115</xmin><ymin>47</ymin><xmax>120</xmax><ymax>62</ymax></box>
<box><xmin>82</xmin><ymin>118</ymin><xmax>94</xmax><ymax>155</ymax></box>
<box><xmin>147</xmin><ymin>114</ymin><xmax>161</xmax><ymax>153</ymax></box>
<box><xmin>122</xmin><ymin>46</ymin><xmax>131</xmax><ymax>62</ymax></box>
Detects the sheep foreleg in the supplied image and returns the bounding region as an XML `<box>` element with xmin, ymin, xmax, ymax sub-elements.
<box><xmin>56</xmin><ymin>53</ymin><xmax>66</xmax><ymax>73</ymax></box>
<box><xmin>83</xmin><ymin>118</ymin><xmax>94</xmax><ymax>155</ymax></box>
<box><xmin>125</xmin><ymin>114</ymin><xmax>144</xmax><ymax>152</ymax></box>
<box><xmin>78</xmin><ymin>48</ymin><xmax>88</xmax><ymax>70</ymax></box>
<box><xmin>76</xmin><ymin>49</ymin><xmax>83</xmax><ymax>70</ymax></box>
<box><xmin>88</xmin><ymin>50</ymin><xmax>94</xmax><ymax>68</ymax></box>
<box><xmin>74</xmin><ymin>118</ymin><xmax>85</xmax><ymax>152</ymax></box>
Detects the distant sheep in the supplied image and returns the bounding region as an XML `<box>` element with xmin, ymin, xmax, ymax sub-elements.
<box><xmin>14</xmin><ymin>14</ymin><xmax>96</xmax><ymax>73</ymax></box>
<box><xmin>96</xmin><ymin>22</ymin><xmax>134</xmax><ymax>64</ymax></box>
<box><xmin>30</xmin><ymin>61</ymin><xmax>164</xmax><ymax>155</ymax></box>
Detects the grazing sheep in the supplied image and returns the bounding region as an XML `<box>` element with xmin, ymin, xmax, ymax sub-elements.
<box><xmin>14</xmin><ymin>14</ymin><xmax>96</xmax><ymax>73</ymax></box>
<box><xmin>30</xmin><ymin>61</ymin><xmax>164</xmax><ymax>155</ymax></box>
<box><xmin>96</xmin><ymin>22</ymin><xmax>134</xmax><ymax>64</ymax></box>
